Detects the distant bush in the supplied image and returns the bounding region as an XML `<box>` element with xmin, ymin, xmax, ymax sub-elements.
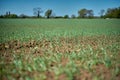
<box><xmin>0</xmin><ymin>15</ymin><xmax>4</xmax><ymax>18</ymax></box>
<box><xmin>9</xmin><ymin>14</ymin><xmax>18</xmax><ymax>18</ymax></box>
<box><xmin>19</xmin><ymin>14</ymin><xmax>29</xmax><ymax>18</ymax></box>
<box><xmin>64</xmin><ymin>15</ymin><xmax>69</xmax><ymax>19</ymax></box>
<box><xmin>1</xmin><ymin>14</ymin><xmax>18</xmax><ymax>18</ymax></box>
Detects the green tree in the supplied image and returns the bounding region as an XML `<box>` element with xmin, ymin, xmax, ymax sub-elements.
<box><xmin>105</xmin><ymin>7</ymin><xmax>120</xmax><ymax>18</ymax></box>
<box><xmin>4</xmin><ymin>12</ymin><xmax>18</xmax><ymax>18</ymax></box>
<box><xmin>33</xmin><ymin>8</ymin><xmax>43</xmax><ymax>18</ymax></box>
<box><xmin>78</xmin><ymin>8</ymin><xmax>87</xmax><ymax>18</ymax></box>
<box><xmin>19</xmin><ymin>14</ymin><xmax>28</xmax><ymax>18</ymax></box>
<box><xmin>45</xmin><ymin>9</ymin><xmax>52</xmax><ymax>18</ymax></box>
<box><xmin>78</xmin><ymin>9</ymin><xmax>94</xmax><ymax>18</ymax></box>
<box><xmin>9</xmin><ymin>14</ymin><xmax>18</xmax><ymax>18</ymax></box>
<box><xmin>64</xmin><ymin>15</ymin><xmax>69</xmax><ymax>19</ymax></box>
<box><xmin>0</xmin><ymin>15</ymin><xmax>4</xmax><ymax>18</ymax></box>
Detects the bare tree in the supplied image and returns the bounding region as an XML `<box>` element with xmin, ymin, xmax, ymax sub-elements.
<box><xmin>87</xmin><ymin>10</ymin><xmax>94</xmax><ymax>18</ymax></box>
<box><xmin>99</xmin><ymin>9</ymin><xmax>105</xmax><ymax>17</ymax></box>
<box><xmin>71</xmin><ymin>14</ymin><xmax>76</xmax><ymax>18</ymax></box>
<box><xmin>33</xmin><ymin>8</ymin><xmax>43</xmax><ymax>18</ymax></box>
<box><xmin>6</xmin><ymin>12</ymin><xmax>8</xmax><ymax>16</ymax></box>
<box><xmin>8</xmin><ymin>11</ymin><xmax>10</xmax><ymax>16</ymax></box>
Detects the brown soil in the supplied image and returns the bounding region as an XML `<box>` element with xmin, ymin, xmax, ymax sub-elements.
<box><xmin>45</xmin><ymin>71</ymin><xmax>55</xmax><ymax>80</ymax></box>
<box><xmin>73</xmin><ymin>70</ymin><xmax>92</xmax><ymax>80</ymax></box>
<box><xmin>92</xmin><ymin>64</ymin><xmax>112</xmax><ymax>80</ymax></box>
<box><xmin>0</xmin><ymin>35</ymin><xmax>120</xmax><ymax>80</ymax></box>
<box><xmin>58</xmin><ymin>73</ymin><xmax>68</xmax><ymax>80</ymax></box>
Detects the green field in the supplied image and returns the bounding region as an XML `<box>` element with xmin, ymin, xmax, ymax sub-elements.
<box><xmin>0</xmin><ymin>19</ymin><xmax>120</xmax><ymax>80</ymax></box>
<box><xmin>0</xmin><ymin>19</ymin><xmax>120</xmax><ymax>42</ymax></box>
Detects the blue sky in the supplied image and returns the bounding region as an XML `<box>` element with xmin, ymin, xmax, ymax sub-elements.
<box><xmin>0</xmin><ymin>0</ymin><xmax>120</xmax><ymax>16</ymax></box>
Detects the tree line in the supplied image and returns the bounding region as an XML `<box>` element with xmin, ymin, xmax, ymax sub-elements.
<box><xmin>0</xmin><ymin>6</ymin><xmax>120</xmax><ymax>19</ymax></box>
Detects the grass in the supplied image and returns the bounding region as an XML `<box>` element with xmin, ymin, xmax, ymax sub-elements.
<box><xmin>0</xmin><ymin>19</ymin><xmax>120</xmax><ymax>80</ymax></box>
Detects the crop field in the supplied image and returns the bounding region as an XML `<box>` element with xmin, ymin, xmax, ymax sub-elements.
<box><xmin>0</xmin><ymin>19</ymin><xmax>120</xmax><ymax>80</ymax></box>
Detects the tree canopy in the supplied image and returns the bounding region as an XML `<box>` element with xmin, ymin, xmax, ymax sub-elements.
<box><xmin>104</xmin><ymin>7</ymin><xmax>120</xmax><ymax>18</ymax></box>
<box><xmin>78</xmin><ymin>8</ymin><xmax>87</xmax><ymax>18</ymax></box>
<box><xmin>45</xmin><ymin>9</ymin><xmax>52</xmax><ymax>18</ymax></box>
<box><xmin>64</xmin><ymin>15</ymin><xmax>69</xmax><ymax>19</ymax></box>
<box><xmin>78</xmin><ymin>8</ymin><xmax>94</xmax><ymax>18</ymax></box>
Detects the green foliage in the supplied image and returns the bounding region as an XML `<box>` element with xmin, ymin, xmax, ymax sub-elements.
<box><xmin>9</xmin><ymin>14</ymin><xmax>18</xmax><ymax>18</ymax></box>
<box><xmin>4</xmin><ymin>14</ymin><xmax>18</xmax><ymax>18</ymax></box>
<box><xmin>45</xmin><ymin>9</ymin><xmax>52</xmax><ymax>18</ymax></box>
<box><xmin>78</xmin><ymin>8</ymin><xmax>94</xmax><ymax>18</ymax></box>
<box><xmin>0</xmin><ymin>15</ymin><xmax>4</xmax><ymax>18</ymax></box>
<box><xmin>19</xmin><ymin>14</ymin><xmax>29</xmax><ymax>18</ymax></box>
<box><xmin>104</xmin><ymin>7</ymin><xmax>120</xmax><ymax>18</ymax></box>
<box><xmin>78</xmin><ymin>8</ymin><xmax>87</xmax><ymax>18</ymax></box>
<box><xmin>64</xmin><ymin>15</ymin><xmax>69</xmax><ymax>19</ymax></box>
